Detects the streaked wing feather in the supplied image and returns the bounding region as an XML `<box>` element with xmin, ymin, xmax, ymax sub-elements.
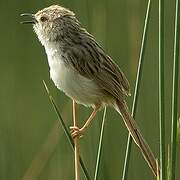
<box><xmin>64</xmin><ymin>43</ymin><xmax>130</xmax><ymax>101</ymax></box>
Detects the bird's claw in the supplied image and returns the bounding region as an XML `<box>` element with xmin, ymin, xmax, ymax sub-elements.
<box><xmin>70</xmin><ymin>126</ymin><xmax>84</xmax><ymax>139</ymax></box>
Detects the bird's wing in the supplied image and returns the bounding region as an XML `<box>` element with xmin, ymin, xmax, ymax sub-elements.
<box><xmin>64</xmin><ymin>43</ymin><xmax>130</xmax><ymax>100</ymax></box>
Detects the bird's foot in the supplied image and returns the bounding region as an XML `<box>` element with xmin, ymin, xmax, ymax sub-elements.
<box><xmin>70</xmin><ymin>126</ymin><xmax>84</xmax><ymax>139</ymax></box>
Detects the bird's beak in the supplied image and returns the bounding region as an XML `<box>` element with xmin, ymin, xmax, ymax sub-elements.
<box><xmin>20</xmin><ymin>13</ymin><xmax>37</xmax><ymax>24</ymax></box>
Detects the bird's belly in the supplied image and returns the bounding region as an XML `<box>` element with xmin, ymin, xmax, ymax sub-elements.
<box><xmin>49</xmin><ymin>60</ymin><xmax>105</xmax><ymax>107</ymax></box>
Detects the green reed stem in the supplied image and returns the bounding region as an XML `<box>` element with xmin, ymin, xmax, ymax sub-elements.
<box><xmin>94</xmin><ymin>107</ymin><xmax>107</xmax><ymax>180</ymax></box>
<box><xmin>43</xmin><ymin>81</ymin><xmax>91</xmax><ymax>180</ymax></box>
<box><xmin>170</xmin><ymin>0</ymin><xmax>180</xmax><ymax>179</ymax></box>
<box><xmin>159</xmin><ymin>0</ymin><xmax>166</xmax><ymax>179</ymax></box>
<box><xmin>122</xmin><ymin>1</ymin><xmax>151</xmax><ymax>179</ymax></box>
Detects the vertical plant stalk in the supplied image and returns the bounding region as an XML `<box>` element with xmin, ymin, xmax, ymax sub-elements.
<box><xmin>94</xmin><ymin>107</ymin><xmax>107</xmax><ymax>180</ymax></box>
<box><xmin>159</xmin><ymin>0</ymin><xmax>166</xmax><ymax>179</ymax></box>
<box><xmin>73</xmin><ymin>100</ymin><xmax>80</xmax><ymax>180</ymax></box>
<box><xmin>167</xmin><ymin>145</ymin><xmax>170</xmax><ymax>180</ymax></box>
<box><xmin>122</xmin><ymin>1</ymin><xmax>151</xmax><ymax>179</ymax></box>
<box><xmin>170</xmin><ymin>0</ymin><xmax>180</xmax><ymax>179</ymax></box>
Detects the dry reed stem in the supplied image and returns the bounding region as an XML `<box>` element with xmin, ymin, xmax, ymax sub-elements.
<box><xmin>156</xmin><ymin>159</ymin><xmax>160</xmax><ymax>180</ymax></box>
<box><xmin>73</xmin><ymin>100</ymin><xmax>80</xmax><ymax>180</ymax></box>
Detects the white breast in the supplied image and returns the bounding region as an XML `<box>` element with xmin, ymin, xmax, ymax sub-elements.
<box><xmin>44</xmin><ymin>43</ymin><xmax>106</xmax><ymax>107</ymax></box>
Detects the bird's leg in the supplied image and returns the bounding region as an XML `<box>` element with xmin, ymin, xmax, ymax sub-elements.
<box><xmin>70</xmin><ymin>104</ymin><xmax>100</xmax><ymax>138</ymax></box>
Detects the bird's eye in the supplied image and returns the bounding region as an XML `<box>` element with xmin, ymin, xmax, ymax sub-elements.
<box><xmin>40</xmin><ymin>16</ymin><xmax>48</xmax><ymax>22</ymax></box>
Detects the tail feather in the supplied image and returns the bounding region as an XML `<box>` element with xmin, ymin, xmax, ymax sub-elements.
<box><xmin>115</xmin><ymin>100</ymin><xmax>160</xmax><ymax>177</ymax></box>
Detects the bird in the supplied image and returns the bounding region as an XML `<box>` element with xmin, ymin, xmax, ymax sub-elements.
<box><xmin>21</xmin><ymin>5</ymin><xmax>159</xmax><ymax>176</ymax></box>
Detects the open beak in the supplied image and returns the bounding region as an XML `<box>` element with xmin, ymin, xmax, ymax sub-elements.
<box><xmin>20</xmin><ymin>13</ymin><xmax>37</xmax><ymax>24</ymax></box>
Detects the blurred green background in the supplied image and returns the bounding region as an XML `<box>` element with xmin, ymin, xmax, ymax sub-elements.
<box><xmin>0</xmin><ymin>0</ymin><xmax>179</xmax><ymax>179</ymax></box>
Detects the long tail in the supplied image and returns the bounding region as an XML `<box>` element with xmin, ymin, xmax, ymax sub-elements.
<box><xmin>115</xmin><ymin>100</ymin><xmax>160</xmax><ymax>177</ymax></box>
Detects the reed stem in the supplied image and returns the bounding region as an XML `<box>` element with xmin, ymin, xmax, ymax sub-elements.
<box><xmin>159</xmin><ymin>0</ymin><xmax>166</xmax><ymax>179</ymax></box>
<box><xmin>73</xmin><ymin>100</ymin><xmax>80</xmax><ymax>180</ymax></box>
<box><xmin>94</xmin><ymin>107</ymin><xmax>107</xmax><ymax>180</ymax></box>
<box><xmin>170</xmin><ymin>0</ymin><xmax>180</xmax><ymax>179</ymax></box>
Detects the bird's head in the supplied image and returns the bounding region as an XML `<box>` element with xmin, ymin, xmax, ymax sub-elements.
<box><xmin>21</xmin><ymin>5</ymin><xmax>78</xmax><ymax>45</ymax></box>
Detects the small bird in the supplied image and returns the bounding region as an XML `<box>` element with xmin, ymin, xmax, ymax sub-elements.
<box><xmin>21</xmin><ymin>5</ymin><xmax>159</xmax><ymax>176</ymax></box>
